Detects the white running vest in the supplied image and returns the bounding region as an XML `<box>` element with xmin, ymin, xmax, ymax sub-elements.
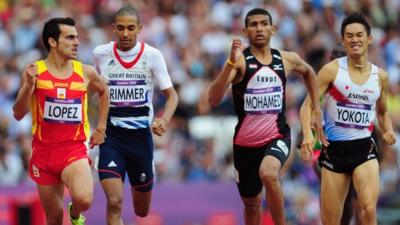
<box><xmin>93</xmin><ymin>41</ymin><xmax>173</xmax><ymax>129</ymax></box>
<box><xmin>323</xmin><ymin>57</ymin><xmax>380</xmax><ymax>141</ymax></box>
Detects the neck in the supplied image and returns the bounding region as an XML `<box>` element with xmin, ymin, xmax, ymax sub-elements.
<box><xmin>46</xmin><ymin>52</ymin><xmax>70</xmax><ymax>70</ymax></box>
<box><xmin>117</xmin><ymin>41</ymin><xmax>137</xmax><ymax>52</ymax></box>
<box><xmin>347</xmin><ymin>54</ymin><xmax>368</xmax><ymax>71</ymax></box>
<box><xmin>250</xmin><ymin>45</ymin><xmax>271</xmax><ymax>58</ymax></box>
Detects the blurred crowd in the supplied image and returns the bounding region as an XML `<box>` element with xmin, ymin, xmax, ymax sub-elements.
<box><xmin>1</xmin><ymin>0</ymin><xmax>400</xmax><ymax>224</ymax></box>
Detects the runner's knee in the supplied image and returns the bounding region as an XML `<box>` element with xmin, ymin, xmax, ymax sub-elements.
<box><xmin>107</xmin><ymin>195</ymin><xmax>123</xmax><ymax>211</ymax></box>
<box><xmin>360</xmin><ymin>204</ymin><xmax>376</xmax><ymax>218</ymax></box>
<box><xmin>260</xmin><ymin>171</ymin><xmax>279</xmax><ymax>187</ymax></box>
<box><xmin>73</xmin><ymin>194</ymin><xmax>93</xmax><ymax>211</ymax></box>
<box><xmin>243</xmin><ymin>201</ymin><xmax>261</xmax><ymax>215</ymax></box>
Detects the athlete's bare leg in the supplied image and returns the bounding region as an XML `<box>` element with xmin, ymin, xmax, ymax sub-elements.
<box><xmin>352</xmin><ymin>159</ymin><xmax>379</xmax><ymax>225</ymax></box>
<box><xmin>101</xmin><ymin>178</ymin><xmax>124</xmax><ymax>225</ymax></box>
<box><xmin>61</xmin><ymin>159</ymin><xmax>93</xmax><ymax>219</ymax></box>
<box><xmin>131</xmin><ymin>188</ymin><xmax>152</xmax><ymax>217</ymax></box>
<box><xmin>241</xmin><ymin>194</ymin><xmax>262</xmax><ymax>225</ymax></box>
<box><xmin>259</xmin><ymin>155</ymin><xmax>285</xmax><ymax>225</ymax></box>
<box><xmin>37</xmin><ymin>184</ymin><xmax>64</xmax><ymax>225</ymax></box>
<box><xmin>320</xmin><ymin>168</ymin><xmax>351</xmax><ymax>225</ymax></box>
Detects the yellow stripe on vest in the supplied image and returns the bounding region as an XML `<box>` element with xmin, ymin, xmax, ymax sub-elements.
<box><xmin>70</xmin><ymin>82</ymin><xmax>86</xmax><ymax>91</ymax></box>
<box><xmin>36</xmin><ymin>80</ymin><xmax>54</xmax><ymax>89</ymax></box>
<box><xmin>72</xmin><ymin>60</ymin><xmax>84</xmax><ymax>78</ymax></box>
<box><xmin>36</xmin><ymin>60</ymin><xmax>47</xmax><ymax>75</ymax></box>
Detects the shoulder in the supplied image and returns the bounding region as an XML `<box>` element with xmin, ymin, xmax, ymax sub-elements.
<box><xmin>318</xmin><ymin>59</ymin><xmax>339</xmax><ymax>79</ymax></box>
<box><xmin>143</xmin><ymin>43</ymin><xmax>163</xmax><ymax>57</ymax></box>
<box><xmin>279</xmin><ymin>50</ymin><xmax>300</xmax><ymax>62</ymax></box>
<box><xmin>92</xmin><ymin>42</ymin><xmax>114</xmax><ymax>56</ymax></box>
<box><xmin>278</xmin><ymin>50</ymin><xmax>303</xmax><ymax>70</ymax></box>
<box><xmin>82</xmin><ymin>64</ymin><xmax>98</xmax><ymax>79</ymax></box>
<box><xmin>377</xmin><ymin>66</ymin><xmax>388</xmax><ymax>83</ymax></box>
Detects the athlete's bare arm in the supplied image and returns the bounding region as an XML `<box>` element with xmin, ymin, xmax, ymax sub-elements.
<box><xmin>376</xmin><ymin>69</ymin><xmax>396</xmax><ymax>145</ymax></box>
<box><xmin>83</xmin><ymin>64</ymin><xmax>110</xmax><ymax>148</ymax></box>
<box><xmin>151</xmin><ymin>87</ymin><xmax>178</xmax><ymax>136</ymax></box>
<box><xmin>281</xmin><ymin>51</ymin><xmax>326</xmax><ymax>159</ymax></box>
<box><xmin>300</xmin><ymin>61</ymin><xmax>338</xmax><ymax>159</ymax></box>
<box><xmin>13</xmin><ymin>63</ymin><xmax>38</xmax><ymax>121</ymax></box>
<box><xmin>208</xmin><ymin>37</ymin><xmax>245</xmax><ymax>106</ymax></box>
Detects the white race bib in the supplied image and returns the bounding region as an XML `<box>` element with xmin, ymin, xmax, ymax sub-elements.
<box><xmin>109</xmin><ymin>80</ymin><xmax>147</xmax><ymax>107</ymax></box>
<box><xmin>44</xmin><ymin>97</ymin><xmax>82</xmax><ymax>124</ymax></box>
<box><xmin>244</xmin><ymin>86</ymin><xmax>283</xmax><ymax>114</ymax></box>
<box><xmin>334</xmin><ymin>102</ymin><xmax>373</xmax><ymax>129</ymax></box>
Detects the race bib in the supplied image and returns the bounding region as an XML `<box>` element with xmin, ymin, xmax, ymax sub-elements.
<box><xmin>244</xmin><ymin>86</ymin><xmax>282</xmax><ymax>114</ymax></box>
<box><xmin>334</xmin><ymin>102</ymin><xmax>373</xmax><ymax>129</ymax></box>
<box><xmin>44</xmin><ymin>97</ymin><xmax>82</xmax><ymax>124</ymax></box>
<box><xmin>109</xmin><ymin>80</ymin><xmax>147</xmax><ymax>107</ymax></box>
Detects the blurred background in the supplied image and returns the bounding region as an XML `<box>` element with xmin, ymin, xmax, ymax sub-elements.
<box><xmin>0</xmin><ymin>0</ymin><xmax>400</xmax><ymax>224</ymax></box>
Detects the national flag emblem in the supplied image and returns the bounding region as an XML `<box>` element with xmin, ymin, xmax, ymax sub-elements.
<box><xmin>249</xmin><ymin>64</ymin><xmax>257</xmax><ymax>69</ymax></box>
<box><xmin>57</xmin><ymin>88</ymin><xmax>66</xmax><ymax>99</ymax></box>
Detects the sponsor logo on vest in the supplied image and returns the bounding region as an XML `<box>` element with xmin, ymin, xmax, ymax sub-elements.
<box><xmin>273</xmin><ymin>64</ymin><xmax>283</xmax><ymax>70</ymax></box>
<box><xmin>108</xmin><ymin>59</ymin><xmax>116</xmax><ymax>66</ymax></box>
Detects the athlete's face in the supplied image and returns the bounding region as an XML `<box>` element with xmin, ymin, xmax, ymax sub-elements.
<box><xmin>342</xmin><ymin>23</ymin><xmax>372</xmax><ymax>58</ymax></box>
<box><xmin>52</xmin><ymin>25</ymin><xmax>79</xmax><ymax>59</ymax></box>
<box><xmin>113</xmin><ymin>14</ymin><xmax>142</xmax><ymax>51</ymax></box>
<box><xmin>244</xmin><ymin>14</ymin><xmax>275</xmax><ymax>48</ymax></box>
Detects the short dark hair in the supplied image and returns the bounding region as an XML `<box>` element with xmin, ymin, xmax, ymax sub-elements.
<box><xmin>113</xmin><ymin>6</ymin><xmax>140</xmax><ymax>24</ymax></box>
<box><xmin>245</xmin><ymin>8</ymin><xmax>272</xmax><ymax>27</ymax></box>
<box><xmin>340</xmin><ymin>12</ymin><xmax>371</xmax><ymax>37</ymax></box>
<box><xmin>42</xmin><ymin>17</ymin><xmax>75</xmax><ymax>51</ymax></box>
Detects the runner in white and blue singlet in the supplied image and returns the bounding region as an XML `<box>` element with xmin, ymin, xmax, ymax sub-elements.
<box><xmin>92</xmin><ymin>6</ymin><xmax>178</xmax><ymax>224</ymax></box>
<box><xmin>300</xmin><ymin>13</ymin><xmax>396</xmax><ymax>225</ymax></box>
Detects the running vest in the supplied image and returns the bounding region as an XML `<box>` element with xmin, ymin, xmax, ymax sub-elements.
<box><xmin>31</xmin><ymin>60</ymin><xmax>89</xmax><ymax>144</ymax></box>
<box><xmin>93</xmin><ymin>41</ymin><xmax>172</xmax><ymax>129</ymax></box>
<box><xmin>323</xmin><ymin>57</ymin><xmax>380</xmax><ymax>141</ymax></box>
<box><xmin>232</xmin><ymin>48</ymin><xmax>290</xmax><ymax>147</ymax></box>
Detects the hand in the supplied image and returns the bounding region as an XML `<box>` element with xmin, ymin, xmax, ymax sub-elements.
<box><xmin>300</xmin><ymin>131</ymin><xmax>314</xmax><ymax>161</ymax></box>
<box><xmin>229</xmin><ymin>37</ymin><xmax>245</xmax><ymax>64</ymax></box>
<box><xmin>89</xmin><ymin>128</ymin><xmax>106</xmax><ymax>149</ymax></box>
<box><xmin>24</xmin><ymin>63</ymin><xmax>38</xmax><ymax>87</ymax></box>
<box><xmin>382</xmin><ymin>130</ymin><xmax>396</xmax><ymax>145</ymax></box>
<box><xmin>313</xmin><ymin>113</ymin><xmax>329</xmax><ymax>147</ymax></box>
<box><xmin>151</xmin><ymin>118</ymin><xmax>168</xmax><ymax>136</ymax></box>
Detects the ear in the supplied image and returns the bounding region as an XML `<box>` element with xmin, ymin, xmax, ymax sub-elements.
<box><xmin>137</xmin><ymin>23</ymin><xmax>143</xmax><ymax>33</ymax></box>
<box><xmin>111</xmin><ymin>23</ymin><xmax>116</xmax><ymax>33</ymax></box>
<box><xmin>242</xmin><ymin>27</ymin><xmax>248</xmax><ymax>38</ymax></box>
<box><xmin>48</xmin><ymin>37</ymin><xmax>57</xmax><ymax>49</ymax></box>
<box><xmin>270</xmin><ymin>25</ymin><xmax>277</xmax><ymax>35</ymax></box>
<box><xmin>367</xmin><ymin>34</ymin><xmax>373</xmax><ymax>45</ymax></box>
